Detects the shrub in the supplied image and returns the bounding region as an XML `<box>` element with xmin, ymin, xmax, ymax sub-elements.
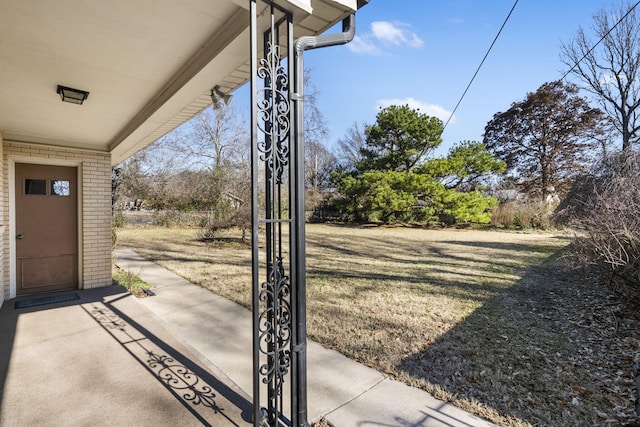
<box><xmin>198</xmin><ymin>207</ymin><xmax>251</xmax><ymax>242</ymax></box>
<box><xmin>334</xmin><ymin>170</ymin><xmax>497</xmax><ymax>225</ymax></box>
<box><xmin>111</xmin><ymin>210</ymin><xmax>125</xmax><ymax>248</ymax></box>
<box><xmin>491</xmin><ymin>200</ymin><xmax>554</xmax><ymax>229</ymax></box>
<box><xmin>112</xmin><ymin>211</ymin><xmax>126</xmax><ymax>228</ymax></box>
<box><xmin>556</xmin><ymin>152</ymin><xmax>640</xmax><ymax>301</ymax></box>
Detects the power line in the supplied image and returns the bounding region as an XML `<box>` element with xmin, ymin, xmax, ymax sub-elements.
<box><xmin>560</xmin><ymin>0</ymin><xmax>640</xmax><ymax>82</ymax></box>
<box><xmin>442</xmin><ymin>0</ymin><xmax>519</xmax><ymax>132</ymax></box>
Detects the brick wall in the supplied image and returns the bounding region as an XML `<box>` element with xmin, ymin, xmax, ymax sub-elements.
<box><xmin>0</xmin><ymin>131</ymin><xmax>3</xmax><ymax>308</ymax></box>
<box><xmin>3</xmin><ymin>142</ymin><xmax>112</xmax><ymax>300</ymax></box>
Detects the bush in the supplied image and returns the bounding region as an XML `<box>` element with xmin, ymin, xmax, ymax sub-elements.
<box><xmin>111</xmin><ymin>210</ymin><xmax>125</xmax><ymax>248</ymax></box>
<box><xmin>491</xmin><ymin>200</ymin><xmax>554</xmax><ymax>229</ymax></box>
<box><xmin>556</xmin><ymin>152</ymin><xmax>640</xmax><ymax>301</ymax></box>
<box><xmin>334</xmin><ymin>170</ymin><xmax>497</xmax><ymax>225</ymax></box>
<box><xmin>112</xmin><ymin>211</ymin><xmax>126</xmax><ymax>228</ymax></box>
<box><xmin>197</xmin><ymin>207</ymin><xmax>251</xmax><ymax>242</ymax></box>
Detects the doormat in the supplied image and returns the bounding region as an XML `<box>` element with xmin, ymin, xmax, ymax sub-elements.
<box><xmin>15</xmin><ymin>293</ymin><xmax>80</xmax><ymax>309</ymax></box>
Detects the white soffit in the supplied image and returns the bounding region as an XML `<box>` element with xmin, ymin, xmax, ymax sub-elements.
<box><xmin>111</xmin><ymin>0</ymin><xmax>359</xmax><ymax>165</ymax></box>
<box><xmin>0</xmin><ymin>0</ymin><xmax>361</xmax><ymax>166</ymax></box>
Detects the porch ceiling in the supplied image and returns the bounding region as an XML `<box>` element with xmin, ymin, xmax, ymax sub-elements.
<box><xmin>0</xmin><ymin>0</ymin><xmax>358</xmax><ymax>165</ymax></box>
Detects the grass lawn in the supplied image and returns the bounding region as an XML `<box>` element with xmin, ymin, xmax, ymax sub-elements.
<box><xmin>116</xmin><ymin>224</ymin><xmax>639</xmax><ymax>426</ymax></box>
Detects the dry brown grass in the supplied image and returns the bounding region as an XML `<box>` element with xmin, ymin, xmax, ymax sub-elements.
<box><xmin>116</xmin><ymin>224</ymin><xmax>639</xmax><ymax>426</ymax></box>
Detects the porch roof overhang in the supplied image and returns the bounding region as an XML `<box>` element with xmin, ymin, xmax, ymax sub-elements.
<box><xmin>0</xmin><ymin>0</ymin><xmax>361</xmax><ymax>166</ymax></box>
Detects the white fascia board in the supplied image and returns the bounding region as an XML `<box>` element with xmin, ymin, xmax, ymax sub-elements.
<box><xmin>232</xmin><ymin>0</ymin><xmax>313</xmax><ymax>15</ymax></box>
<box><xmin>324</xmin><ymin>0</ymin><xmax>357</xmax><ymax>11</ymax></box>
<box><xmin>272</xmin><ymin>0</ymin><xmax>313</xmax><ymax>14</ymax></box>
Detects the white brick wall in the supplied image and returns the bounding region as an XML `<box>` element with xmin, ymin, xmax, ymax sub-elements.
<box><xmin>0</xmin><ymin>132</ymin><xmax>3</xmax><ymax>308</ymax></box>
<box><xmin>2</xmin><ymin>142</ymin><xmax>112</xmax><ymax>300</ymax></box>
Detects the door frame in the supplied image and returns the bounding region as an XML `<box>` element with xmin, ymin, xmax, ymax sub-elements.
<box><xmin>9</xmin><ymin>157</ymin><xmax>83</xmax><ymax>298</ymax></box>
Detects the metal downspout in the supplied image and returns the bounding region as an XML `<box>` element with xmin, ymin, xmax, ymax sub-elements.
<box><xmin>290</xmin><ymin>13</ymin><xmax>357</xmax><ymax>427</ymax></box>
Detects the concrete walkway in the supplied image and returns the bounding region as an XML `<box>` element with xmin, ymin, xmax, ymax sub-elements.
<box><xmin>115</xmin><ymin>248</ymin><xmax>494</xmax><ymax>427</ymax></box>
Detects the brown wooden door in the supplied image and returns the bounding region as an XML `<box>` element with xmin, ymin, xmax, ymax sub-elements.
<box><xmin>16</xmin><ymin>163</ymin><xmax>78</xmax><ymax>295</ymax></box>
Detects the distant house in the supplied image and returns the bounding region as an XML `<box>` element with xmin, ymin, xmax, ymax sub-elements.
<box><xmin>493</xmin><ymin>189</ymin><xmax>526</xmax><ymax>202</ymax></box>
<box><xmin>0</xmin><ymin>0</ymin><xmax>358</xmax><ymax>307</ymax></box>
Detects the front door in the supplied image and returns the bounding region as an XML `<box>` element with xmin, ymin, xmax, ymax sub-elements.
<box><xmin>16</xmin><ymin>163</ymin><xmax>78</xmax><ymax>295</ymax></box>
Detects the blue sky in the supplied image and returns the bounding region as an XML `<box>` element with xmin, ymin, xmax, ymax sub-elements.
<box><xmin>297</xmin><ymin>0</ymin><xmax>610</xmax><ymax>156</ymax></box>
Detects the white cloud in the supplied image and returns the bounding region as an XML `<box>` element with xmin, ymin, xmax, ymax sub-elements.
<box><xmin>348</xmin><ymin>21</ymin><xmax>423</xmax><ymax>55</ymax></box>
<box><xmin>371</xmin><ymin>21</ymin><xmax>424</xmax><ymax>48</ymax></box>
<box><xmin>376</xmin><ymin>97</ymin><xmax>455</xmax><ymax>123</ymax></box>
<box><xmin>346</xmin><ymin>35</ymin><xmax>381</xmax><ymax>54</ymax></box>
<box><xmin>448</xmin><ymin>17</ymin><xmax>463</xmax><ymax>24</ymax></box>
<box><xmin>600</xmin><ymin>72</ymin><xmax>627</xmax><ymax>85</ymax></box>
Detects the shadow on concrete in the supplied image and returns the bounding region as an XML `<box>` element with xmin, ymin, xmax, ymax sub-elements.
<box><xmin>0</xmin><ymin>286</ymin><xmax>252</xmax><ymax>426</ymax></box>
<box><xmin>83</xmin><ymin>293</ymin><xmax>252</xmax><ymax>425</ymax></box>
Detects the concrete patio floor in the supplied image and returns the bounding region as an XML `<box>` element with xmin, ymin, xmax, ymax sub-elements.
<box><xmin>0</xmin><ymin>286</ymin><xmax>252</xmax><ymax>426</ymax></box>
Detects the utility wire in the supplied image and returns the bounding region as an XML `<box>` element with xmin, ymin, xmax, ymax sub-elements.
<box><xmin>442</xmin><ymin>0</ymin><xmax>519</xmax><ymax>132</ymax></box>
<box><xmin>560</xmin><ymin>0</ymin><xmax>640</xmax><ymax>82</ymax></box>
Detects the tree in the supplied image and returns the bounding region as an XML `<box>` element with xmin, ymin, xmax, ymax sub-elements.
<box><xmin>358</xmin><ymin>105</ymin><xmax>443</xmax><ymax>172</ymax></box>
<box><xmin>159</xmin><ymin>104</ymin><xmax>247</xmax><ymax>172</ymax></box>
<box><xmin>337</xmin><ymin>170</ymin><xmax>434</xmax><ymax>223</ymax></box>
<box><xmin>302</xmin><ymin>68</ymin><xmax>338</xmax><ymax>192</ymax></box>
<box><xmin>335</xmin><ymin>122</ymin><xmax>367</xmax><ymax>173</ymax></box>
<box><xmin>305</xmin><ymin>140</ymin><xmax>337</xmax><ymax>190</ymax></box>
<box><xmin>330</xmin><ymin>107</ymin><xmax>499</xmax><ymax>225</ymax></box>
<box><xmin>126</xmin><ymin>101</ymin><xmax>250</xmax><ymax>213</ymax></box>
<box><xmin>335</xmin><ymin>170</ymin><xmax>497</xmax><ymax>225</ymax></box>
<box><xmin>483</xmin><ymin>81</ymin><xmax>606</xmax><ymax>199</ymax></box>
<box><xmin>561</xmin><ymin>2</ymin><xmax>640</xmax><ymax>151</ymax></box>
<box><xmin>419</xmin><ymin>140</ymin><xmax>506</xmax><ymax>190</ymax></box>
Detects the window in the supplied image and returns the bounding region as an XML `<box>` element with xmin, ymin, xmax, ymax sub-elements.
<box><xmin>51</xmin><ymin>180</ymin><xmax>70</xmax><ymax>196</ymax></box>
<box><xmin>24</xmin><ymin>179</ymin><xmax>71</xmax><ymax>196</ymax></box>
<box><xmin>25</xmin><ymin>179</ymin><xmax>47</xmax><ymax>195</ymax></box>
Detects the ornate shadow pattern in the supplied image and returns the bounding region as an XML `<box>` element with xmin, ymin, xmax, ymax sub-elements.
<box><xmin>84</xmin><ymin>303</ymin><xmax>235</xmax><ymax>426</ymax></box>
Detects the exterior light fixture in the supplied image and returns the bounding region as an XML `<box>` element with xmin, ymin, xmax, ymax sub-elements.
<box><xmin>210</xmin><ymin>85</ymin><xmax>232</xmax><ymax>110</ymax></box>
<box><xmin>56</xmin><ymin>85</ymin><xmax>89</xmax><ymax>105</ymax></box>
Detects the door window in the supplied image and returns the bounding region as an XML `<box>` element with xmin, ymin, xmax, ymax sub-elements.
<box><xmin>24</xmin><ymin>179</ymin><xmax>47</xmax><ymax>195</ymax></box>
<box><xmin>24</xmin><ymin>179</ymin><xmax>72</xmax><ymax>196</ymax></box>
<box><xmin>51</xmin><ymin>180</ymin><xmax>71</xmax><ymax>196</ymax></box>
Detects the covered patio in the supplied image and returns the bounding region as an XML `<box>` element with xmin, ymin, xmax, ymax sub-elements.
<box><xmin>0</xmin><ymin>0</ymin><xmax>363</xmax><ymax>304</ymax></box>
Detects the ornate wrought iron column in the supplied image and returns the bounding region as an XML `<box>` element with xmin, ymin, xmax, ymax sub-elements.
<box><xmin>249</xmin><ymin>1</ymin><xmax>358</xmax><ymax>425</ymax></box>
<box><xmin>250</xmin><ymin>1</ymin><xmax>303</xmax><ymax>426</ymax></box>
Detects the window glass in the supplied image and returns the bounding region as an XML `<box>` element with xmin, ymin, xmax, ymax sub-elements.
<box><xmin>25</xmin><ymin>179</ymin><xmax>46</xmax><ymax>195</ymax></box>
<box><xmin>51</xmin><ymin>180</ymin><xmax>71</xmax><ymax>196</ymax></box>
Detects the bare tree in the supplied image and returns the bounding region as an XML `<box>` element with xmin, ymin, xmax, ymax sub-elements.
<box><xmin>561</xmin><ymin>2</ymin><xmax>640</xmax><ymax>151</ymax></box>
<box><xmin>335</xmin><ymin>122</ymin><xmax>366</xmax><ymax>173</ymax></box>
<box><xmin>302</xmin><ymin>68</ymin><xmax>337</xmax><ymax>191</ymax></box>
<box><xmin>115</xmin><ymin>101</ymin><xmax>250</xmax><ymax>213</ymax></box>
<box><xmin>303</xmin><ymin>69</ymin><xmax>329</xmax><ymax>149</ymax></box>
<box><xmin>305</xmin><ymin>140</ymin><xmax>337</xmax><ymax>190</ymax></box>
<box><xmin>556</xmin><ymin>151</ymin><xmax>640</xmax><ymax>300</ymax></box>
<box><xmin>158</xmin><ymin>103</ymin><xmax>247</xmax><ymax>171</ymax></box>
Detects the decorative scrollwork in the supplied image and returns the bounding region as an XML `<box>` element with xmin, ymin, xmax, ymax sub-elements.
<box><xmin>91</xmin><ymin>308</ymin><xmax>127</xmax><ymax>332</ymax></box>
<box><xmin>147</xmin><ymin>352</ymin><xmax>219</xmax><ymax>410</ymax></box>
<box><xmin>256</xmin><ymin>40</ymin><xmax>290</xmax><ymax>184</ymax></box>
<box><xmin>251</xmin><ymin>4</ymin><xmax>298</xmax><ymax>423</ymax></box>
<box><xmin>258</xmin><ymin>257</ymin><xmax>292</xmax><ymax>395</ymax></box>
<box><xmin>88</xmin><ymin>304</ymin><xmax>221</xmax><ymax>414</ymax></box>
